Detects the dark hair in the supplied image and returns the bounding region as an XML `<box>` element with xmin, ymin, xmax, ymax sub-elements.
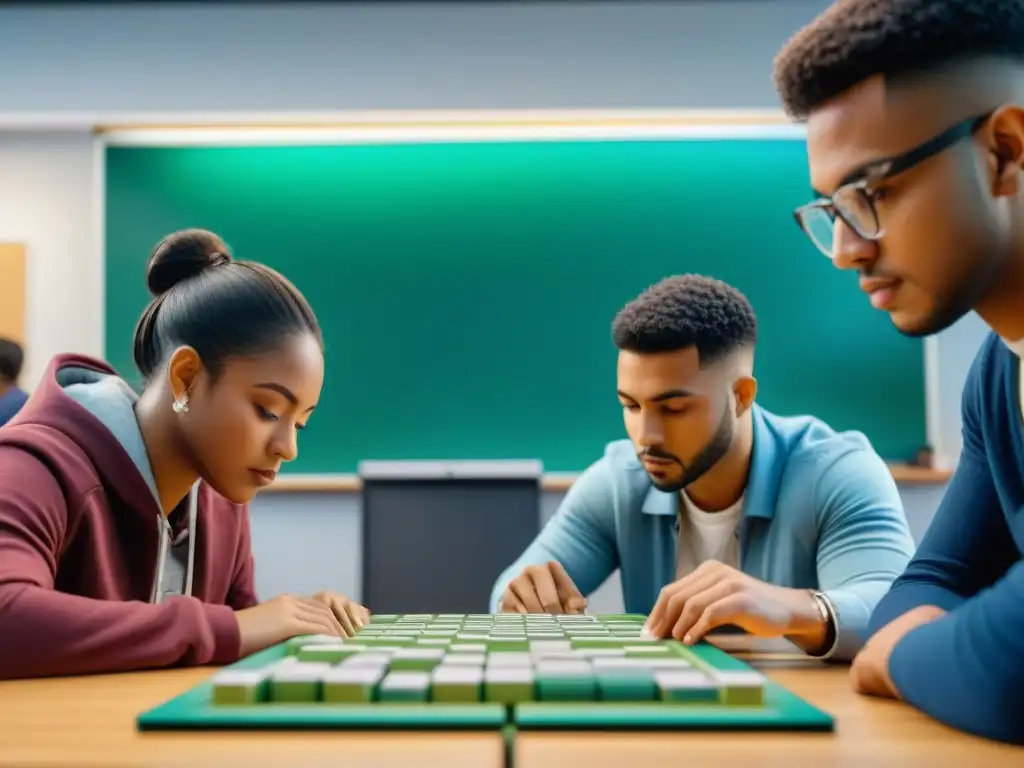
<box><xmin>612</xmin><ymin>275</ymin><xmax>757</xmax><ymax>365</ymax></box>
<box><xmin>773</xmin><ymin>0</ymin><xmax>1024</xmax><ymax>119</ymax></box>
<box><xmin>132</xmin><ymin>229</ymin><xmax>322</xmax><ymax>383</ymax></box>
<box><xmin>0</xmin><ymin>338</ymin><xmax>24</xmax><ymax>382</ymax></box>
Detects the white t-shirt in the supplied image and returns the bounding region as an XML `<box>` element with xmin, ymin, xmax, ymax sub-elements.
<box><xmin>674</xmin><ymin>491</ymin><xmax>743</xmax><ymax>579</ymax></box>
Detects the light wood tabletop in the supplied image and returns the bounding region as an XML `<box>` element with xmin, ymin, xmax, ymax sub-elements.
<box><xmin>0</xmin><ymin>667</ymin><xmax>504</xmax><ymax>768</ymax></box>
<box><xmin>517</xmin><ymin>662</ymin><xmax>1023</xmax><ymax>768</ymax></box>
<box><xmin>1</xmin><ymin>641</ymin><xmax>1020</xmax><ymax>768</ymax></box>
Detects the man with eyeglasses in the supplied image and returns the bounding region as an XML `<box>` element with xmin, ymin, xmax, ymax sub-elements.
<box><xmin>774</xmin><ymin>0</ymin><xmax>1024</xmax><ymax>745</ymax></box>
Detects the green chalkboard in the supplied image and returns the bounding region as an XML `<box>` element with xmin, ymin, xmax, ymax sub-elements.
<box><xmin>103</xmin><ymin>138</ymin><xmax>926</xmax><ymax>474</ymax></box>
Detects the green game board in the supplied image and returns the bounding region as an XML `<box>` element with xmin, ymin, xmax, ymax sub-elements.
<box><xmin>136</xmin><ymin>613</ymin><xmax>833</xmax><ymax>732</ymax></box>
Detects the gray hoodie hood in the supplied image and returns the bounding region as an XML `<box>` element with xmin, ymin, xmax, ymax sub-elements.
<box><xmin>60</xmin><ymin>366</ymin><xmax>198</xmax><ymax>602</ymax></box>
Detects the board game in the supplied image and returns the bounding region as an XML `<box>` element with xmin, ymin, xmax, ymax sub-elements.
<box><xmin>137</xmin><ymin>613</ymin><xmax>833</xmax><ymax>732</ymax></box>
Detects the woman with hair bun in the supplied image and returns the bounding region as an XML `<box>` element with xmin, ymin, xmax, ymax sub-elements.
<box><xmin>0</xmin><ymin>228</ymin><xmax>368</xmax><ymax>680</ymax></box>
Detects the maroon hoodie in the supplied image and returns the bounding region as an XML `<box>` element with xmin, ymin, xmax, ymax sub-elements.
<box><xmin>0</xmin><ymin>354</ymin><xmax>258</xmax><ymax>680</ymax></box>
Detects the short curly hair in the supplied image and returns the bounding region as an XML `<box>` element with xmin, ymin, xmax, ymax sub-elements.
<box><xmin>773</xmin><ymin>0</ymin><xmax>1024</xmax><ymax>119</ymax></box>
<box><xmin>612</xmin><ymin>275</ymin><xmax>757</xmax><ymax>365</ymax></box>
<box><xmin>0</xmin><ymin>338</ymin><xmax>24</xmax><ymax>383</ymax></box>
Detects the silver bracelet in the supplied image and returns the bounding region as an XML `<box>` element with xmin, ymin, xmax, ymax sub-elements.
<box><xmin>809</xmin><ymin>589</ymin><xmax>839</xmax><ymax>659</ymax></box>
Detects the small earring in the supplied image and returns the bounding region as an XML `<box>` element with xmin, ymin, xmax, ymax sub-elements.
<box><xmin>172</xmin><ymin>393</ymin><xmax>190</xmax><ymax>414</ymax></box>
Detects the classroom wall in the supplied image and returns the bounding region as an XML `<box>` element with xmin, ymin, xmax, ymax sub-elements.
<box><xmin>0</xmin><ymin>0</ymin><xmax>989</xmax><ymax>609</ymax></box>
<box><xmin>2</xmin><ymin>1</ymin><xmax>832</xmax><ymax>115</ymax></box>
<box><xmin>0</xmin><ymin>131</ymin><xmax>99</xmax><ymax>386</ymax></box>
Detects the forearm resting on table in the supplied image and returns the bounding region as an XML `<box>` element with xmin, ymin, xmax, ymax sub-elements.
<box><xmin>782</xmin><ymin>588</ymin><xmax>831</xmax><ymax>654</ymax></box>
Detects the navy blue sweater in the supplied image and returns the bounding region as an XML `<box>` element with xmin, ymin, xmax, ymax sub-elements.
<box><xmin>868</xmin><ymin>333</ymin><xmax>1024</xmax><ymax>744</ymax></box>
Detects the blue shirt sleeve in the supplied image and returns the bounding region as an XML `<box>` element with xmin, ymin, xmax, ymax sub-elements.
<box><xmin>869</xmin><ymin>344</ymin><xmax>1024</xmax><ymax>744</ymax></box>
<box><xmin>809</xmin><ymin>445</ymin><xmax>916</xmax><ymax>661</ymax></box>
<box><xmin>489</xmin><ymin>456</ymin><xmax>620</xmax><ymax>612</ymax></box>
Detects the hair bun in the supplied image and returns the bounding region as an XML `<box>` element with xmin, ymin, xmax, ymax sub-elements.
<box><xmin>146</xmin><ymin>228</ymin><xmax>233</xmax><ymax>296</ymax></box>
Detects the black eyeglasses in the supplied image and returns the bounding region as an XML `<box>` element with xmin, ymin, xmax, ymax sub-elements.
<box><xmin>794</xmin><ymin>112</ymin><xmax>993</xmax><ymax>258</ymax></box>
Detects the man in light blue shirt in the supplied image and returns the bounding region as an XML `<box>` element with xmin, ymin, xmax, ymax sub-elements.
<box><xmin>490</xmin><ymin>275</ymin><xmax>915</xmax><ymax>661</ymax></box>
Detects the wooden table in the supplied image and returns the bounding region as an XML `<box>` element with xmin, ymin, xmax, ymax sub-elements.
<box><xmin>518</xmin><ymin>661</ymin><xmax>1023</xmax><ymax>768</ymax></box>
<box><xmin>0</xmin><ymin>666</ymin><xmax>501</xmax><ymax>767</ymax></box>
<box><xmin>2</xmin><ymin>645</ymin><xmax>1020</xmax><ymax>767</ymax></box>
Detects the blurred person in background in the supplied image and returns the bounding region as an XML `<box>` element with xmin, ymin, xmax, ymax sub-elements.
<box><xmin>0</xmin><ymin>338</ymin><xmax>27</xmax><ymax>427</ymax></box>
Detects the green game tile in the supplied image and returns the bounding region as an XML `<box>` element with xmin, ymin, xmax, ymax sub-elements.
<box><xmin>486</xmin><ymin>651</ymin><xmax>532</xmax><ymax>667</ymax></box>
<box><xmin>591</xmin><ymin>658</ymin><xmax>665</xmax><ymax>672</ymax></box>
<box><xmin>390</xmin><ymin>648</ymin><xmax>446</xmax><ymax>671</ymax></box>
<box><xmin>644</xmin><ymin>659</ymin><xmax>694</xmax><ymax>670</ymax></box>
<box><xmin>378</xmin><ymin>672</ymin><xmax>431</xmax><ymax>703</ymax></box>
<box><xmin>285</xmin><ymin>634</ymin><xmax>346</xmax><ymax>655</ymax></box>
<box><xmin>359</xmin><ymin>645</ymin><xmax>405</xmax><ymax>654</ymax></box>
<box><xmin>487</xmin><ymin>640</ymin><xmax>529</xmax><ymax>652</ymax></box>
<box><xmin>321</xmin><ymin>667</ymin><xmax>384</xmax><ymax>703</ymax></box>
<box><xmin>364</xmin><ymin>636</ymin><xmax>417</xmax><ymax>646</ymax></box>
<box><xmin>529</xmin><ymin>640</ymin><xmax>572</xmax><ymax>654</ymax></box>
<box><xmin>535</xmin><ymin>664</ymin><xmax>597</xmax><ymax>702</ymax></box>
<box><xmin>442</xmin><ymin>652</ymin><xmax>486</xmax><ymax>666</ymax></box>
<box><xmin>530</xmin><ymin>652</ymin><xmax>588</xmax><ymax>664</ymax></box>
<box><xmin>449</xmin><ymin>643</ymin><xmax>487</xmax><ymax>653</ymax></box>
<box><xmin>624</xmin><ymin>645</ymin><xmax>672</xmax><ymax>657</ymax></box>
<box><xmin>570</xmin><ymin>638</ymin><xmax>631</xmax><ymax>649</ymax></box>
<box><xmin>484</xmin><ymin>668</ymin><xmax>535</xmax><ymax>703</ymax></box>
<box><xmin>431</xmin><ymin>666</ymin><xmax>483</xmax><ymax>702</ymax></box>
<box><xmin>210</xmin><ymin>669</ymin><xmax>270</xmax><ymax>705</ymax></box>
<box><xmin>714</xmin><ymin>671</ymin><xmax>766</xmax><ymax>706</ymax></box>
<box><xmin>269</xmin><ymin>662</ymin><xmax>332</xmax><ymax>703</ymax></box>
<box><xmin>339</xmin><ymin>652</ymin><xmax>393</xmax><ymax>668</ymax></box>
<box><xmin>416</xmin><ymin>638</ymin><xmax>452</xmax><ymax>647</ymax></box>
<box><xmin>296</xmin><ymin>644</ymin><xmax>355</xmax><ymax>664</ymax></box>
<box><xmin>578</xmin><ymin>650</ymin><xmax>627</xmax><ymax>661</ymax></box>
<box><xmin>654</xmin><ymin>670</ymin><xmax>722</xmax><ymax>704</ymax></box>
<box><xmin>536</xmin><ymin>677</ymin><xmax>596</xmax><ymax>702</ymax></box>
<box><xmin>596</xmin><ymin>670</ymin><xmax>657</xmax><ymax>701</ymax></box>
